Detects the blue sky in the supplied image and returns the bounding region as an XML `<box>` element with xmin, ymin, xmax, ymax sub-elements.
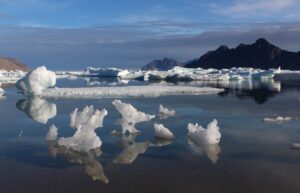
<box><xmin>1</xmin><ymin>0</ymin><xmax>300</xmax><ymax>69</ymax></box>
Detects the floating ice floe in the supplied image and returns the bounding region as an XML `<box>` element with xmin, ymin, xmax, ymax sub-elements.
<box><xmin>58</xmin><ymin>105</ymin><xmax>107</xmax><ymax>152</ymax></box>
<box><xmin>16</xmin><ymin>97</ymin><xmax>57</xmax><ymax>124</ymax></box>
<box><xmin>0</xmin><ymin>69</ymin><xmax>25</xmax><ymax>83</ymax></box>
<box><xmin>113</xmin><ymin>133</ymin><xmax>150</xmax><ymax>165</ymax></box>
<box><xmin>46</xmin><ymin>124</ymin><xmax>58</xmax><ymax>141</ymax></box>
<box><xmin>159</xmin><ymin>104</ymin><xmax>176</xmax><ymax>119</ymax></box>
<box><xmin>154</xmin><ymin>123</ymin><xmax>175</xmax><ymax>140</ymax></box>
<box><xmin>16</xmin><ymin>66</ymin><xmax>56</xmax><ymax>95</ymax></box>
<box><xmin>41</xmin><ymin>86</ymin><xmax>224</xmax><ymax>99</ymax></box>
<box><xmin>187</xmin><ymin>119</ymin><xmax>221</xmax><ymax>164</ymax></box>
<box><xmin>113</xmin><ymin>100</ymin><xmax>155</xmax><ymax>133</ymax></box>
<box><xmin>82</xmin><ymin>67</ymin><xmax>129</xmax><ymax>78</ymax></box>
<box><xmin>263</xmin><ymin>116</ymin><xmax>292</xmax><ymax>123</ymax></box>
<box><xmin>187</xmin><ymin>119</ymin><xmax>221</xmax><ymax>145</ymax></box>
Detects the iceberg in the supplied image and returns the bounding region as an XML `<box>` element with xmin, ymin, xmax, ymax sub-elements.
<box><xmin>187</xmin><ymin>119</ymin><xmax>221</xmax><ymax>145</ymax></box>
<box><xmin>16</xmin><ymin>97</ymin><xmax>57</xmax><ymax>124</ymax></box>
<box><xmin>113</xmin><ymin>134</ymin><xmax>150</xmax><ymax>164</ymax></box>
<box><xmin>58</xmin><ymin>105</ymin><xmax>108</xmax><ymax>152</ymax></box>
<box><xmin>113</xmin><ymin>100</ymin><xmax>155</xmax><ymax>133</ymax></box>
<box><xmin>153</xmin><ymin>123</ymin><xmax>175</xmax><ymax>140</ymax></box>
<box><xmin>263</xmin><ymin>116</ymin><xmax>292</xmax><ymax>123</ymax></box>
<box><xmin>83</xmin><ymin>67</ymin><xmax>129</xmax><ymax>78</ymax></box>
<box><xmin>159</xmin><ymin>104</ymin><xmax>175</xmax><ymax>119</ymax></box>
<box><xmin>46</xmin><ymin>124</ymin><xmax>58</xmax><ymax>141</ymax></box>
<box><xmin>41</xmin><ymin>86</ymin><xmax>224</xmax><ymax>99</ymax></box>
<box><xmin>16</xmin><ymin>66</ymin><xmax>56</xmax><ymax>95</ymax></box>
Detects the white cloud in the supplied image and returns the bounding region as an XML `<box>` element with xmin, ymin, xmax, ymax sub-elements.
<box><xmin>212</xmin><ymin>0</ymin><xmax>297</xmax><ymax>15</ymax></box>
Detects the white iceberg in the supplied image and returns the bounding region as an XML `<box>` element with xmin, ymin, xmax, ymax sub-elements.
<box><xmin>16</xmin><ymin>66</ymin><xmax>56</xmax><ymax>95</ymax></box>
<box><xmin>46</xmin><ymin>124</ymin><xmax>58</xmax><ymax>141</ymax></box>
<box><xmin>16</xmin><ymin>97</ymin><xmax>57</xmax><ymax>124</ymax></box>
<box><xmin>113</xmin><ymin>100</ymin><xmax>155</xmax><ymax>133</ymax></box>
<box><xmin>41</xmin><ymin>86</ymin><xmax>224</xmax><ymax>99</ymax></box>
<box><xmin>159</xmin><ymin>104</ymin><xmax>176</xmax><ymax>119</ymax></box>
<box><xmin>263</xmin><ymin>116</ymin><xmax>292</xmax><ymax>123</ymax></box>
<box><xmin>113</xmin><ymin>134</ymin><xmax>150</xmax><ymax>164</ymax></box>
<box><xmin>153</xmin><ymin>123</ymin><xmax>175</xmax><ymax>140</ymax></box>
<box><xmin>83</xmin><ymin>67</ymin><xmax>129</xmax><ymax>78</ymax></box>
<box><xmin>58</xmin><ymin>105</ymin><xmax>107</xmax><ymax>152</ymax></box>
<box><xmin>187</xmin><ymin>119</ymin><xmax>221</xmax><ymax>145</ymax></box>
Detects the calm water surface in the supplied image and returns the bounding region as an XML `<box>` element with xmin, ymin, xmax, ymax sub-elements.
<box><xmin>0</xmin><ymin>77</ymin><xmax>300</xmax><ymax>193</ymax></box>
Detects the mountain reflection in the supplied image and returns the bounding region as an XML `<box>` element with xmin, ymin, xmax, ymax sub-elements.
<box><xmin>16</xmin><ymin>97</ymin><xmax>57</xmax><ymax>124</ymax></box>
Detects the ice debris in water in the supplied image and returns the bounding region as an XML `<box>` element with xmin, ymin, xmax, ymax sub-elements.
<box><xmin>82</xmin><ymin>67</ymin><xmax>129</xmax><ymax>78</ymax></box>
<box><xmin>16</xmin><ymin>66</ymin><xmax>56</xmax><ymax>95</ymax></box>
<box><xmin>0</xmin><ymin>87</ymin><xmax>4</xmax><ymax>99</ymax></box>
<box><xmin>112</xmin><ymin>100</ymin><xmax>155</xmax><ymax>133</ymax></box>
<box><xmin>113</xmin><ymin>133</ymin><xmax>150</xmax><ymax>165</ymax></box>
<box><xmin>159</xmin><ymin>104</ymin><xmax>175</xmax><ymax>119</ymax></box>
<box><xmin>187</xmin><ymin>119</ymin><xmax>221</xmax><ymax>164</ymax></box>
<box><xmin>263</xmin><ymin>116</ymin><xmax>292</xmax><ymax>123</ymax></box>
<box><xmin>153</xmin><ymin>123</ymin><xmax>175</xmax><ymax>140</ymax></box>
<box><xmin>46</xmin><ymin>124</ymin><xmax>58</xmax><ymax>141</ymax></box>
<box><xmin>16</xmin><ymin>97</ymin><xmax>57</xmax><ymax>124</ymax></box>
<box><xmin>58</xmin><ymin>105</ymin><xmax>107</xmax><ymax>152</ymax></box>
<box><xmin>187</xmin><ymin>119</ymin><xmax>221</xmax><ymax>145</ymax></box>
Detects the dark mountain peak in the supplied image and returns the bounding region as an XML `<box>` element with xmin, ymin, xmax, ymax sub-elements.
<box><xmin>185</xmin><ymin>38</ymin><xmax>300</xmax><ymax>70</ymax></box>
<box><xmin>216</xmin><ymin>45</ymin><xmax>229</xmax><ymax>51</ymax></box>
<box><xmin>141</xmin><ymin>57</ymin><xmax>182</xmax><ymax>71</ymax></box>
<box><xmin>255</xmin><ymin>38</ymin><xmax>270</xmax><ymax>45</ymax></box>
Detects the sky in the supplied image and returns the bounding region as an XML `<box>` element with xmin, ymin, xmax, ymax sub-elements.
<box><xmin>1</xmin><ymin>0</ymin><xmax>300</xmax><ymax>70</ymax></box>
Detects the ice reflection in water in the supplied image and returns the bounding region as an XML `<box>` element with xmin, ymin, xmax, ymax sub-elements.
<box><xmin>113</xmin><ymin>133</ymin><xmax>150</xmax><ymax>165</ymax></box>
<box><xmin>16</xmin><ymin>97</ymin><xmax>57</xmax><ymax>124</ymax></box>
<box><xmin>47</xmin><ymin>141</ymin><xmax>109</xmax><ymax>183</ymax></box>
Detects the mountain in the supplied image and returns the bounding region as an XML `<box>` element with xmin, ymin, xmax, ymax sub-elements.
<box><xmin>142</xmin><ymin>57</ymin><xmax>183</xmax><ymax>71</ymax></box>
<box><xmin>185</xmin><ymin>38</ymin><xmax>300</xmax><ymax>70</ymax></box>
<box><xmin>0</xmin><ymin>57</ymin><xmax>29</xmax><ymax>71</ymax></box>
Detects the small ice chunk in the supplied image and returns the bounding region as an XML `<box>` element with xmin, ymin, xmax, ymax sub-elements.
<box><xmin>16</xmin><ymin>66</ymin><xmax>56</xmax><ymax>95</ymax></box>
<box><xmin>16</xmin><ymin>97</ymin><xmax>57</xmax><ymax>124</ymax></box>
<box><xmin>46</xmin><ymin>124</ymin><xmax>58</xmax><ymax>141</ymax></box>
<box><xmin>112</xmin><ymin>100</ymin><xmax>155</xmax><ymax>133</ymax></box>
<box><xmin>58</xmin><ymin>105</ymin><xmax>107</xmax><ymax>152</ymax></box>
<box><xmin>263</xmin><ymin>116</ymin><xmax>292</xmax><ymax>123</ymax></box>
<box><xmin>153</xmin><ymin>123</ymin><xmax>175</xmax><ymax>139</ymax></box>
<box><xmin>187</xmin><ymin>119</ymin><xmax>221</xmax><ymax>145</ymax></box>
<box><xmin>159</xmin><ymin>104</ymin><xmax>175</xmax><ymax>118</ymax></box>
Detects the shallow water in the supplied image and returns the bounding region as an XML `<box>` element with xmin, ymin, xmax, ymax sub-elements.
<box><xmin>0</xmin><ymin>77</ymin><xmax>300</xmax><ymax>193</ymax></box>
